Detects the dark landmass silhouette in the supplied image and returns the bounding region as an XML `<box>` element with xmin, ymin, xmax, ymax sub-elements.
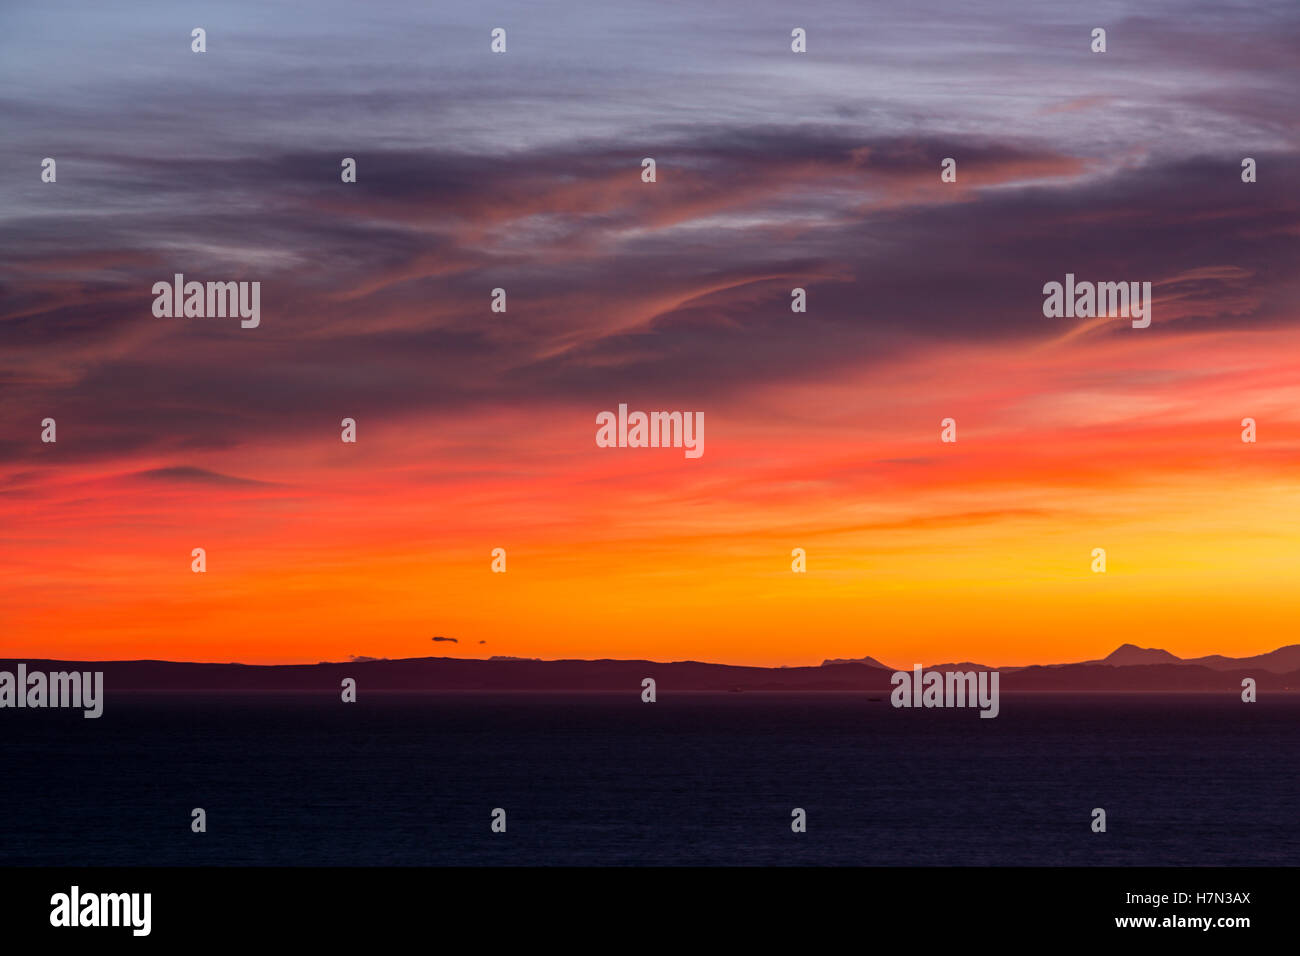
<box><xmin>4</xmin><ymin>644</ymin><xmax>1298</xmax><ymax>693</ymax></box>
<box><xmin>821</xmin><ymin>655</ymin><xmax>893</xmax><ymax>668</ymax></box>
<box><xmin>1182</xmin><ymin>645</ymin><xmax>1300</xmax><ymax>672</ymax></box>
<box><xmin>1093</xmin><ymin>643</ymin><xmax>1182</xmax><ymax>666</ymax></box>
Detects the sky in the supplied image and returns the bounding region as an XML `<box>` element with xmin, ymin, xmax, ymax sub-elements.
<box><xmin>1</xmin><ymin>0</ymin><xmax>1298</xmax><ymax>666</ymax></box>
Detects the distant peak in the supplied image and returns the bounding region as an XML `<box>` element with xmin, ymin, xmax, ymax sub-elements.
<box><xmin>1101</xmin><ymin>644</ymin><xmax>1180</xmax><ymax>665</ymax></box>
<box><xmin>821</xmin><ymin>655</ymin><xmax>890</xmax><ymax>669</ymax></box>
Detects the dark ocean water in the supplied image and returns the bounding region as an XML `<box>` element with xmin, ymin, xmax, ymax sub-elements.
<box><xmin>1</xmin><ymin>692</ymin><xmax>1296</xmax><ymax>866</ymax></box>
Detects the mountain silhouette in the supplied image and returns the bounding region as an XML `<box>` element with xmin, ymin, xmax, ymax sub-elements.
<box><xmin>1095</xmin><ymin>643</ymin><xmax>1182</xmax><ymax>666</ymax></box>
<box><xmin>5</xmin><ymin>645</ymin><xmax>1299</xmax><ymax>693</ymax></box>
<box><xmin>820</xmin><ymin>655</ymin><xmax>892</xmax><ymax>669</ymax></box>
<box><xmin>1182</xmin><ymin>645</ymin><xmax>1300</xmax><ymax>672</ymax></box>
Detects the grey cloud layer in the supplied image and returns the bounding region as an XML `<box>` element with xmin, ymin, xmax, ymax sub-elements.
<box><xmin>1</xmin><ymin>0</ymin><xmax>1296</xmax><ymax>469</ymax></box>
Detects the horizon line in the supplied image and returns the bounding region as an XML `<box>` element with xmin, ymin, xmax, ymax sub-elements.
<box><xmin>4</xmin><ymin>641</ymin><xmax>1298</xmax><ymax>671</ymax></box>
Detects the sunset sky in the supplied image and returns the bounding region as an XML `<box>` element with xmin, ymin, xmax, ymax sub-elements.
<box><xmin>2</xmin><ymin>0</ymin><xmax>1298</xmax><ymax>666</ymax></box>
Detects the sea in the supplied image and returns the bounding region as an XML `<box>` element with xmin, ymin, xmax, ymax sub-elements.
<box><xmin>2</xmin><ymin>692</ymin><xmax>1296</xmax><ymax>866</ymax></box>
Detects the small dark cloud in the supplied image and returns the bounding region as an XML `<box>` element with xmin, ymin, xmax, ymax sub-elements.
<box><xmin>348</xmin><ymin>655</ymin><xmax>388</xmax><ymax>662</ymax></box>
<box><xmin>133</xmin><ymin>466</ymin><xmax>275</xmax><ymax>487</ymax></box>
<box><xmin>431</xmin><ymin>635</ymin><xmax>458</xmax><ymax>643</ymax></box>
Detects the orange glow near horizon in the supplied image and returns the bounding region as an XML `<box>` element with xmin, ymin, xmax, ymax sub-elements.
<box><xmin>5</xmin><ymin>320</ymin><xmax>1300</xmax><ymax>668</ymax></box>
